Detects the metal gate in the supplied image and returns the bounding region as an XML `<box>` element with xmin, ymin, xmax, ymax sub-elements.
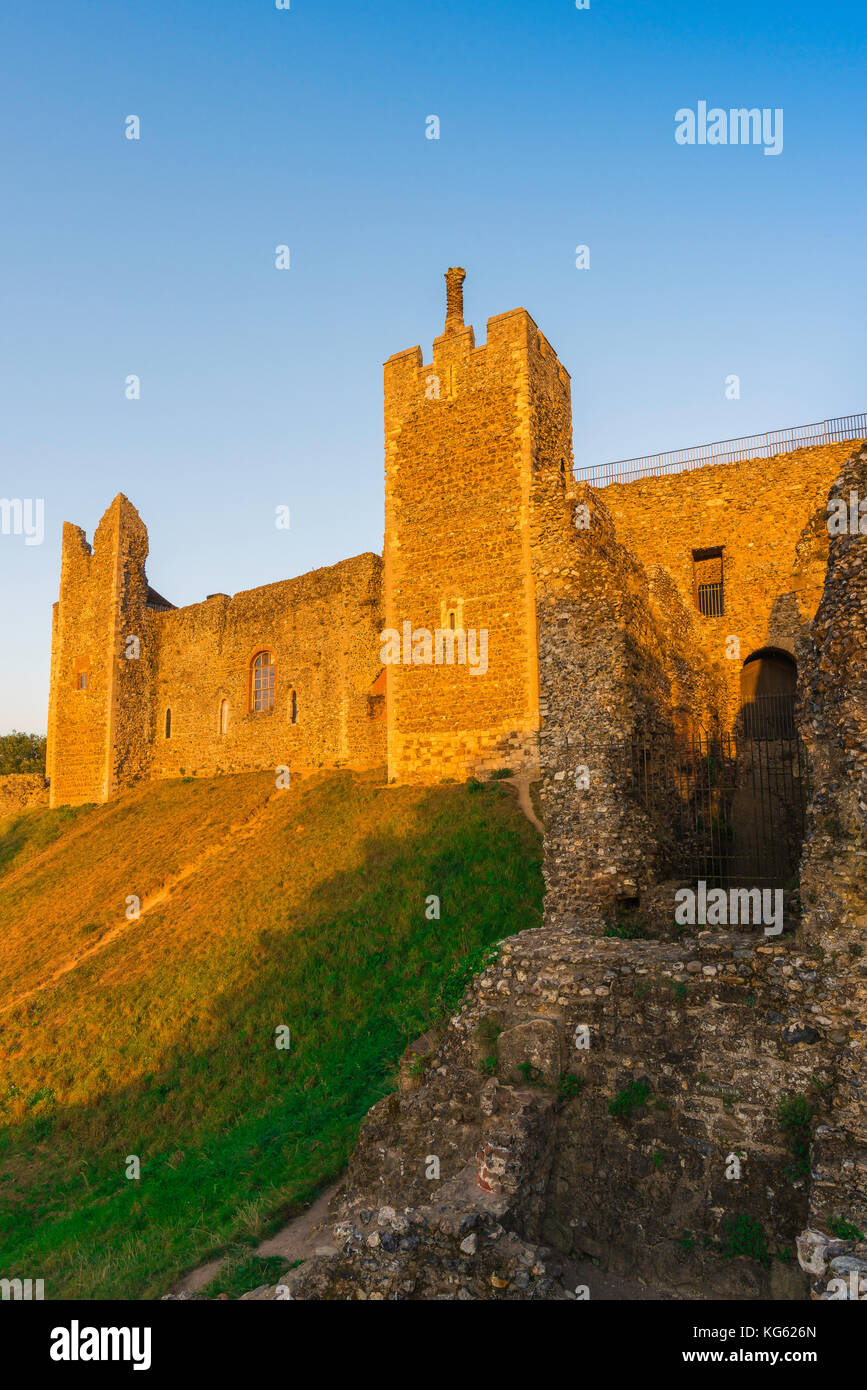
<box><xmin>612</xmin><ymin>697</ymin><xmax>810</xmax><ymax>889</ymax></box>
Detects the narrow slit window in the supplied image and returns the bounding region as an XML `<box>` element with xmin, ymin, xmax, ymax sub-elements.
<box><xmin>219</xmin><ymin>699</ymin><xmax>229</xmax><ymax>735</ymax></box>
<box><xmin>290</xmin><ymin>690</ymin><xmax>298</xmax><ymax>724</ymax></box>
<box><xmin>165</xmin><ymin>708</ymin><xmax>172</xmax><ymax>739</ymax></box>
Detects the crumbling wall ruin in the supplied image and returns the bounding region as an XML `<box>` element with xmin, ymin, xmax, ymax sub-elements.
<box><xmin>794</xmin><ymin>445</ymin><xmax>867</xmax><ymax>1298</ymax></box>
<box><xmin>530</xmin><ymin>472</ymin><xmax>724</xmax><ymax>929</ymax></box>
<box><xmin>257</xmin><ymin>448</ymin><xmax>865</xmax><ymax>1303</ymax></box>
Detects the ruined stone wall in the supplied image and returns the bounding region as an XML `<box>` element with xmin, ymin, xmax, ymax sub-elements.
<box><xmin>383</xmin><ymin>280</ymin><xmax>572</xmax><ymax>784</ymax></box>
<box><xmin>258</xmin><ymin>451</ymin><xmax>866</xmax><ymax>1304</ymax></box>
<box><xmin>0</xmin><ymin>774</ymin><xmax>49</xmax><ymax>815</ymax></box>
<box><xmin>149</xmin><ymin>553</ymin><xmax>385</xmax><ymax>780</ymax></box>
<box><xmin>529</xmin><ymin>465</ymin><xmax>724</xmax><ymax>927</ymax></box>
<box><xmin>47</xmin><ymin>500</ymin><xmax>386</xmax><ymax>803</ymax></box>
<box><xmin>603</xmin><ymin>442</ymin><xmax>864</xmax><ymax>728</ymax></box>
<box><xmin>47</xmin><ymin>495</ymin><xmax>155</xmax><ymax>807</ymax></box>
<box><xmin>271</xmin><ymin>921</ymin><xmax>844</xmax><ymax>1302</ymax></box>
<box><xmin>794</xmin><ymin>445</ymin><xmax>867</xmax><ymax>1296</ymax></box>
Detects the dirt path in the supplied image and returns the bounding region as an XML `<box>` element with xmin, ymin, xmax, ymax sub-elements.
<box><xmin>503</xmin><ymin>773</ymin><xmax>544</xmax><ymax>834</ymax></box>
<box><xmin>0</xmin><ymin>790</ymin><xmax>282</xmax><ymax>1017</ymax></box>
<box><xmin>172</xmin><ymin>1181</ymin><xmax>341</xmax><ymax>1295</ymax></box>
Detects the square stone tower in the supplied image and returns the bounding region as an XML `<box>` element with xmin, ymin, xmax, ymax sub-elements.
<box><xmin>46</xmin><ymin>494</ymin><xmax>155</xmax><ymax>806</ymax></box>
<box><xmin>383</xmin><ymin>268</ymin><xmax>574</xmax><ymax>782</ymax></box>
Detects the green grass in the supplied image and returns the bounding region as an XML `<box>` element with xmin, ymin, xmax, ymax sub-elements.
<box><xmin>0</xmin><ymin>770</ymin><xmax>543</xmax><ymax>1299</ymax></box>
<box><xmin>558</xmin><ymin>1072</ymin><xmax>583</xmax><ymax>1101</ymax></box>
<box><xmin>0</xmin><ymin>803</ymin><xmax>93</xmax><ymax>876</ymax></box>
<box><xmin>776</xmin><ymin>1093</ymin><xmax>812</xmax><ymax>1183</ymax></box>
<box><xmin>200</xmin><ymin>1250</ymin><xmax>298</xmax><ymax>1299</ymax></box>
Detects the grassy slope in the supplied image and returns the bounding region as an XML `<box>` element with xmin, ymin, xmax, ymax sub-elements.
<box><xmin>0</xmin><ymin>770</ymin><xmax>542</xmax><ymax>1298</ymax></box>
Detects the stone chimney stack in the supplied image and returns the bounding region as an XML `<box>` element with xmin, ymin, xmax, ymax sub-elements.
<box><xmin>444</xmin><ymin>266</ymin><xmax>466</xmax><ymax>335</ymax></box>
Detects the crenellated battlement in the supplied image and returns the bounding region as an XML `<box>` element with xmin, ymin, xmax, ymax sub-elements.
<box><xmin>47</xmin><ymin>266</ymin><xmax>860</xmax><ymax>813</ymax></box>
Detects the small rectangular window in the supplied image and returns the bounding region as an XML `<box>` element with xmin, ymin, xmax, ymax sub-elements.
<box><xmin>77</xmin><ymin>672</ymin><xmax>88</xmax><ymax>690</ymax></box>
<box><xmin>693</xmin><ymin>547</ymin><xmax>724</xmax><ymax>617</ymax></box>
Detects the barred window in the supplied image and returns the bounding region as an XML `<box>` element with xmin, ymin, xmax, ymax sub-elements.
<box><xmin>251</xmin><ymin>651</ymin><xmax>276</xmax><ymax>711</ymax></box>
<box><xmin>693</xmin><ymin>547</ymin><xmax>724</xmax><ymax>617</ymax></box>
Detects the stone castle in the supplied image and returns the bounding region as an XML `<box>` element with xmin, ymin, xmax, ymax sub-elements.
<box><xmin>45</xmin><ymin>267</ymin><xmax>863</xmax><ymax>817</ymax></box>
<box><xmin>40</xmin><ymin>270</ymin><xmax>867</xmax><ymax>1298</ymax></box>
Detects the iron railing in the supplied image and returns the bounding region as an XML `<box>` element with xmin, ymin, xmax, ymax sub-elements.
<box><xmin>576</xmin><ymin>412</ymin><xmax>867</xmax><ymax>488</ymax></box>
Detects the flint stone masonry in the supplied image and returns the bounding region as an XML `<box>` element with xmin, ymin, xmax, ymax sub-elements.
<box><xmin>46</xmin><ymin>495</ymin><xmax>386</xmax><ymax>807</ymax></box>
<box><xmin>0</xmin><ymin>774</ymin><xmax>48</xmax><ymax>814</ymax></box>
<box><xmin>245</xmin><ymin>442</ymin><xmax>865</xmax><ymax>1302</ymax></box>
<box><xmin>262</xmin><ymin>925</ymin><xmax>845</xmax><ymax>1300</ymax></box>
<box><xmin>604</xmin><ymin>442</ymin><xmax>862</xmax><ymax>729</ymax></box>
<box><xmin>46</xmin><ymin>272</ymin><xmax>865</xmax><ymax>817</ymax></box>
<box><xmin>794</xmin><ymin>447</ymin><xmax>867</xmax><ymax>1298</ymax></box>
<box><xmin>150</xmin><ymin>553</ymin><xmax>385</xmax><ymax>782</ymax></box>
<box><xmin>40</xmin><ymin>277</ymin><xmax>865</xmax><ymax>1300</ymax></box>
<box><xmin>383</xmin><ymin>298</ymin><xmax>571</xmax><ymax>784</ymax></box>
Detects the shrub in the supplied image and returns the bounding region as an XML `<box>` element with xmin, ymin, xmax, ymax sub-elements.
<box><xmin>720</xmin><ymin>1213</ymin><xmax>772</xmax><ymax>1267</ymax></box>
<box><xmin>776</xmin><ymin>1093</ymin><xmax>812</xmax><ymax>1182</ymax></box>
<box><xmin>558</xmin><ymin>1072</ymin><xmax>583</xmax><ymax>1101</ymax></box>
<box><xmin>828</xmin><ymin>1216</ymin><xmax>864</xmax><ymax>1242</ymax></box>
<box><xmin>609</xmin><ymin>1080</ymin><xmax>650</xmax><ymax>1118</ymax></box>
<box><xmin>514</xmin><ymin>1060</ymin><xmax>544</xmax><ymax>1086</ymax></box>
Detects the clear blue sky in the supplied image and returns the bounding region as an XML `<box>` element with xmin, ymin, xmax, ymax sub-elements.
<box><xmin>1</xmin><ymin>0</ymin><xmax>864</xmax><ymax>732</ymax></box>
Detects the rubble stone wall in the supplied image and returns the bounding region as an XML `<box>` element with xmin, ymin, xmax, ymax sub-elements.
<box><xmin>795</xmin><ymin>446</ymin><xmax>867</xmax><ymax>1297</ymax></box>
<box><xmin>603</xmin><ymin>441</ymin><xmax>863</xmax><ymax>729</ymax></box>
<box><xmin>150</xmin><ymin>552</ymin><xmax>385</xmax><ymax>781</ymax></box>
<box><xmin>0</xmin><ymin>774</ymin><xmax>49</xmax><ymax>815</ymax></box>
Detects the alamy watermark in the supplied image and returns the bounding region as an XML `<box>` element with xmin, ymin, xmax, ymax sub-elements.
<box><xmin>1</xmin><ymin>1277</ymin><xmax>44</xmax><ymax>1300</ymax></box>
<box><xmin>827</xmin><ymin>490</ymin><xmax>867</xmax><ymax>534</ymax></box>
<box><xmin>674</xmin><ymin>880</ymin><xmax>783</xmax><ymax>936</ymax></box>
<box><xmin>380</xmin><ymin>620</ymin><xmax>488</xmax><ymax>676</ymax></box>
<box><xmin>675</xmin><ymin>102</ymin><xmax>783</xmax><ymax>156</ymax></box>
<box><xmin>0</xmin><ymin>498</ymin><xmax>44</xmax><ymax>546</ymax></box>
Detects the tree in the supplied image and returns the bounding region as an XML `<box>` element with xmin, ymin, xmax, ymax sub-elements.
<box><xmin>0</xmin><ymin>731</ymin><xmax>46</xmax><ymax>775</ymax></box>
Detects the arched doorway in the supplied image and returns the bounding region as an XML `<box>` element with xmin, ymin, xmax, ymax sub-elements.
<box><xmin>739</xmin><ymin>648</ymin><xmax>796</xmax><ymax>738</ymax></box>
<box><xmin>729</xmin><ymin>647</ymin><xmax>805</xmax><ymax>888</ymax></box>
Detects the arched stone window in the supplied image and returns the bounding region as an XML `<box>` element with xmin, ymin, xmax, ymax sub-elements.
<box><xmin>165</xmin><ymin>708</ymin><xmax>172</xmax><ymax>739</ymax></box>
<box><xmin>290</xmin><ymin>690</ymin><xmax>298</xmax><ymax>724</ymax></box>
<box><xmin>219</xmin><ymin>699</ymin><xmax>229</xmax><ymax>735</ymax></box>
<box><xmin>250</xmin><ymin>650</ymin><xmax>276</xmax><ymax>712</ymax></box>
